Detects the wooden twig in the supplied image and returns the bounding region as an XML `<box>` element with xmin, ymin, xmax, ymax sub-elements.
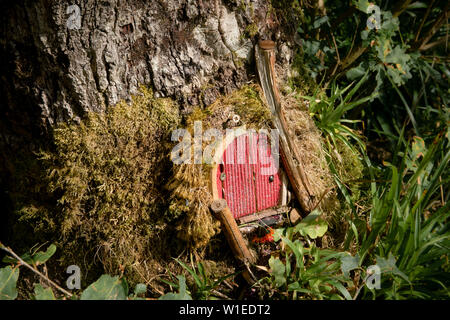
<box><xmin>211</xmin><ymin>289</ymin><xmax>231</xmax><ymax>300</ymax></box>
<box><xmin>237</xmin><ymin>205</ymin><xmax>290</xmax><ymax>225</ymax></box>
<box><xmin>419</xmin><ymin>36</ymin><xmax>449</xmax><ymax>51</ymax></box>
<box><xmin>414</xmin><ymin>0</ymin><xmax>436</xmax><ymax>43</ymax></box>
<box><xmin>210</xmin><ymin>200</ymin><xmax>255</xmax><ymax>265</ymax></box>
<box><xmin>255</xmin><ymin>41</ymin><xmax>316</xmax><ymax>213</ymax></box>
<box><xmin>416</xmin><ymin>4</ymin><xmax>449</xmax><ymax>50</ymax></box>
<box><xmin>210</xmin><ymin>200</ymin><xmax>256</xmax><ymax>285</ymax></box>
<box><xmin>328</xmin><ymin>31</ymin><xmax>341</xmax><ymax>79</ymax></box>
<box><xmin>0</xmin><ymin>243</ymin><xmax>73</xmax><ymax>298</ymax></box>
<box><xmin>392</xmin><ymin>0</ymin><xmax>413</xmax><ymax>18</ymax></box>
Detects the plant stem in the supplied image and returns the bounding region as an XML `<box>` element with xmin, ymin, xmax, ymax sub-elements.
<box><xmin>0</xmin><ymin>244</ymin><xmax>73</xmax><ymax>298</ymax></box>
<box><xmin>414</xmin><ymin>0</ymin><xmax>436</xmax><ymax>43</ymax></box>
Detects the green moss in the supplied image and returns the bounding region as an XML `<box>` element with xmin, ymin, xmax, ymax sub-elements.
<box><xmin>333</xmin><ymin>140</ymin><xmax>365</xmax><ymax>202</ymax></box>
<box><xmin>286</xmin><ymin>48</ymin><xmax>320</xmax><ymax>96</ymax></box>
<box><xmin>245</xmin><ymin>23</ymin><xmax>258</xmax><ymax>38</ymax></box>
<box><xmin>227</xmin><ymin>85</ymin><xmax>272</xmax><ymax>128</ymax></box>
<box><xmin>16</xmin><ymin>86</ymin><xmax>181</xmax><ymax>285</ymax></box>
<box><xmin>269</xmin><ymin>0</ymin><xmax>303</xmax><ymax>29</ymax></box>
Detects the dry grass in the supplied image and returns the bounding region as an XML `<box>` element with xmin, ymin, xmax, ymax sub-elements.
<box><xmin>280</xmin><ymin>94</ymin><xmax>343</xmax><ymax>235</ymax></box>
<box><xmin>167</xmin><ymin>163</ymin><xmax>221</xmax><ymax>249</ymax></box>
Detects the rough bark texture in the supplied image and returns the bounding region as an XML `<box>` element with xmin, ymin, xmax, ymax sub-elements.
<box><xmin>0</xmin><ymin>0</ymin><xmax>296</xmax><ymax>141</ymax></box>
<box><xmin>0</xmin><ymin>0</ymin><xmax>299</xmax><ymax>243</ymax></box>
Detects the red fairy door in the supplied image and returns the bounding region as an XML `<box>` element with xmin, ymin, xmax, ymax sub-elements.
<box><xmin>216</xmin><ymin>132</ymin><xmax>281</xmax><ymax>219</ymax></box>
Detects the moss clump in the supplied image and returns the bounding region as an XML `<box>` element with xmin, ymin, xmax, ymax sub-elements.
<box><xmin>285</xmin><ymin>49</ymin><xmax>320</xmax><ymax>96</ymax></box>
<box><xmin>225</xmin><ymin>85</ymin><xmax>272</xmax><ymax>128</ymax></box>
<box><xmin>166</xmin><ymin>85</ymin><xmax>272</xmax><ymax>250</ymax></box>
<box><xmin>166</xmin><ymin>164</ymin><xmax>220</xmax><ymax>249</ymax></box>
<box><xmin>244</xmin><ymin>23</ymin><xmax>258</xmax><ymax>38</ymax></box>
<box><xmin>193</xmin><ymin>84</ymin><xmax>272</xmax><ymax>132</ymax></box>
<box><xmin>332</xmin><ymin>140</ymin><xmax>365</xmax><ymax>202</ymax></box>
<box><xmin>280</xmin><ymin>94</ymin><xmax>339</xmax><ymax>216</ymax></box>
<box><xmin>18</xmin><ymin>86</ymin><xmax>181</xmax><ymax>286</ymax></box>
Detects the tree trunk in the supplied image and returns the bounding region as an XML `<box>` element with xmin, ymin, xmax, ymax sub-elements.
<box><xmin>0</xmin><ymin>0</ymin><xmax>298</xmax><ymax>243</ymax></box>
<box><xmin>0</xmin><ymin>0</ymin><xmax>296</xmax><ymax>141</ymax></box>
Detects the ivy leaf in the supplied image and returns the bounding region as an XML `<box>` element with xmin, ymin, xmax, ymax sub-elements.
<box><xmin>81</xmin><ymin>275</ymin><xmax>128</xmax><ymax>300</ymax></box>
<box><xmin>313</xmin><ymin>16</ymin><xmax>329</xmax><ymax>29</ymax></box>
<box><xmin>269</xmin><ymin>257</ymin><xmax>286</xmax><ymax>287</ymax></box>
<box><xmin>376</xmin><ymin>254</ymin><xmax>410</xmax><ymax>283</ymax></box>
<box><xmin>340</xmin><ymin>253</ymin><xmax>360</xmax><ymax>277</ymax></box>
<box><xmin>302</xmin><ymin>40</ymin><xmax>321</xmax><ymax>57</ymax></box>
<box><xmin>294</xmin><ymin>211</ymin><xmax>328</xmax><ymax>239</ymax></box>
<box><xmin>380</xmin><ymin>11</ymin><xmax>399</xmax><ymax>33</ymax></box>
<box><xmin>385</xmin><ymin>46</ymin><xmax>411</xmax><ymax>66</ymax></box>
<box><xmin>306</xmin><ymin>221</ymin><xmax>327</xmax><ymax>239</ymax></box>
<box><xmin>346</xmin><ymin>65</ymin><xmax>366</xmax><ymax>81</ymax></box>
<box><xmin>0</xmin><ymin>266</ymin><xmax>19</xmax><ymax>300</ymax></box>
<box><xmin>2</xmin><ymin>244</ymin><xmax>56</xmax><ymax>266</ymax></box>
<box><xmin>34</xmin><ymin>284</ymin><xmax>56</xmax><ymax>300</ymax></box>
<box><xmin>134</xmin><ymin>283</ymin><xmax>147</xmax><ymax>296</ymax></box>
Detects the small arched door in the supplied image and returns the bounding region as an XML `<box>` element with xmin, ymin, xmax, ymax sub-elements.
<box><xmin>215</xmin><ymin>132</ymin><xmax>281</xmax><ymax>219</ymax></box>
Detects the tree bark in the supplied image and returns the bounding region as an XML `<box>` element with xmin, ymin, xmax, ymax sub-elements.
<box><xmin>0</xmin><ymin>0</ymin><xmax>297</xmax><ymax>244</ymax></box>
<box><xmin>0</xmin><ymin>0</ymin><xmax>294</xmax><ymax>147</ymax></box>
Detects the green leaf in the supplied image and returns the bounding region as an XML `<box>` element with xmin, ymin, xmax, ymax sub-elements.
<box><xmin>273</xmin><ymin>228</ymin><xmax>284</xmax><ymax>242</ymax></box>
<box><xmin>281</xmin><ymin>237</ymin><xmax>304</xmax><ymax>269</ymax></box>
<box><xmin>134</xmin><ymin>283</ymin><xmax>147</xmax><ymax>296</ymax></box>
<box><xmin>313</xmin><ymin>16</ymin><xmax>329</xmax><ymax>29</ymax></box>
<box><xmin>354</xmin><ymin>0</ymin><xmax>370</xmax><ymax>12</ymax></box>
<box><xmin>269</xmin><ymin>257</ymin><xmax>286</xmax><ymax>287</ymax></box>
<box><xmin>34</xmin><ymin>284</ymin><xmax>56</xmax><ymax>300</ymax></box>
<box><xmin>361</xmin><ymin>29</ymin><xmax>370</xmax><ymax>40</ymax></box>
<box><xmin>302</xmin><ymin>209</ymin><xmax>322</xmax><ymax>223</ymax></box>
<box><xmin>328</xmin><ymin>281</ymin><xmax>353</xmax><ymax>300</ymax></box>
<box><xmin>294</xmin><ymin>219</ymin><xmax>328</xmax><ymax>239</ymax></box>
<box><xmin>346</xmin><ymin>65</ymin><xmax>366</xmax><ymax>81</ymax></box>
<box><xmin>81</xmin><ymin>275</ymin><xmax>128</xmax><ymax>300</ymax></box>
<box><xmin>159</xmin><ymin>275</ymin><xmax>192</xmax><ymax>300</ymax></box>
<box><xmin>376</xmin><ymin>254</ymin><xmax>410</xmax><ymax>283</ymax></box>
<box><xmin>407</xmin><ymin>2</ymin><xmax>428</xmax><ymax>9</ymax></box>
<box><xmin>32</xmin><ymin>244</ymin><xmax>57</xmax><ymax>265</ymax></box>
<box><xmin>2</xmin><ymin>244</ymin><xmax>56</xmax><ymax>266</ymax></box>
<box><xmin>175</xmin><ymin>259</ymin><xmax>202</xmax><ymax>289</ymax></box>
<box><xmin>0</xmin><ymin>266</ymin><xmax>19</xmax><ymax>300</ymax></box>
<box><xmin>340</xmin><ymin>254</ymin><xmax>360</xmax><ymax>277</ymax></box>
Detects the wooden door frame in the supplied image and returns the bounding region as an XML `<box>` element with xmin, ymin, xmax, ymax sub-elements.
<box><xmin>210</xmin><ymin>127</ymin><xmax>248</xmax><ymax>200</ymax></box>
